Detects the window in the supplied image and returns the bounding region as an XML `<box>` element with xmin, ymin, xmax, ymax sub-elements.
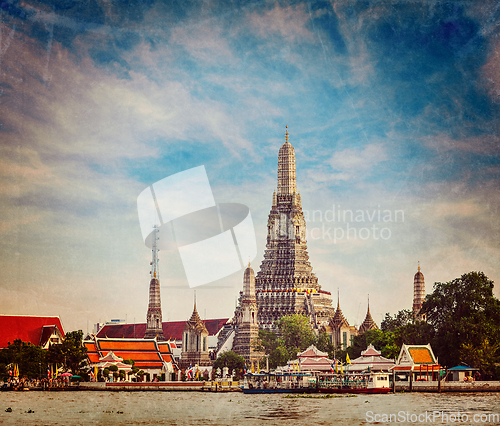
<box><xmin>342</xmin><ymin>332</ymin><xmax>347</xmax><ymax>349</ymax></box>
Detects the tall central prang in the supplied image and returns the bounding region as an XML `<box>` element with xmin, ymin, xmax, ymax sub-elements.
<box><xmin>255</xmin><ymin>127</ymin><xmax>334</xmax><ymax>330</ymax></box>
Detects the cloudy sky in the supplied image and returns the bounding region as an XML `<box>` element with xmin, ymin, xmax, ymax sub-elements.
<box><xmin>1</xmin><ymin>0</ymin><xmax>499</xmax><ymax>334</ymax></box>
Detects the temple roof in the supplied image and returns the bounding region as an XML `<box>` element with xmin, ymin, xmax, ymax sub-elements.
<box><xmin>96</xmin><ymin>318</ymin><xmax>227</xmax><ymax>341</ymax></box>
<box><xmin>358</xmin><ymin>303</ymin><xmax>378</xmax><ymax>334</ymax></box>
<box><xmin>297</xmin><ymin>345</ymin><xmax>328</xmax><ymax>358</ymax></box>
<box><xmin>331</xmin><ymin>298</ymin><xmax>350</xmax><ymax>328</ymax></box>
<box><xmin>0</xmin><ymin>315</ymin><xmax>65</xmax><ymax>348</ymax></box>
<box><xmin>86</xmin><ymin>338</ymin><xmax>177</xmax><ymax>370</ymax></box>
<box><xmin>184</xmin><ymin>302</ymin><xmax>209</xmax><ymax>334</ymax></box>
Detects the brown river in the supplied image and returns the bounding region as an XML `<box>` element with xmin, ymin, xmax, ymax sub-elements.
<box><xmin>0</xmin><ymin>391</ymin><xmax>499</xmax><ymax>425</ymax></box>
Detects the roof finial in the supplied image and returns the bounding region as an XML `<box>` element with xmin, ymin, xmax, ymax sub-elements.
<box><xmin>194</xmin><ymin>290</ymin><xmax>197</xmax><ymax>311</ymax></box>
<box><xmin>418</xmin><ymin>261</ymin><xmax>420</xmax><ymax>272</ymax></box>
<box><xmin>337</xmin><ymin>288</ymin><xmax>340</xmax><ymax>309</ymax></box>
<box><xmin>367</xmin><ymin>294</ymin><xmax>370</xmax><ymax>313</ymax></box>
<box><xmin>285</xmin><ymin>125</ymin><xmax>289</xmax><ymax>143</ymax></box>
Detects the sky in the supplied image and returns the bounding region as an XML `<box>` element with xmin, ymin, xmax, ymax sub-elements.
<box><xmin>1</xmin><ymin>0</ymin><xmax>499</xmax><ymax>334</ymax></box>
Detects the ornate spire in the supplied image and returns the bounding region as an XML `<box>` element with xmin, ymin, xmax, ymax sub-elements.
<box><xmin>413</xmin><ymin>262</ymin><xmax>426</xmax><ymax>320</ymax></box>
<box><xmin>144</xmin><ymin>225</ymin><xmax>164</xmax><ymax>340</ymax></box>
<box><xmin>277</xmin><ymin>126</ymin><xmax>297</xmax><ymax>195</ymax></box>
<box><xmin>358</xmin><ymin>295</ymin><xmax>378</xmax><ymax>334</ymax></box>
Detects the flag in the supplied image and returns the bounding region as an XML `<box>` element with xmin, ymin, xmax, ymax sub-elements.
<box><xmin>340</xmin><ymin>362</ymin><xmax>343</xmax><ymax>374</ymax></box>
<box><xmin>55</xmin><ymin>364</ymin><xmax>59</xmax><ymax>378</ymax></box>
<box><xmin>257</xmin><ymin>361</ymin><xmax>260</xmax><ymax>374</ymax></box>
<box><xmin>50</xmin><ymin>364</ymin><xmax>53</xmax><ymax>379</ymax></box>
<box><xmin>187</xmin><ymin>364</ymin><xmax>193</xmax><ymax>380</ymax></box>
<box><xmin>346</xmin><ymin>353</ymin><xmax>351</xmax><ymax>364</ymax></box>
<box><xmin>330</xmin><ymin>363</ymin><xmax>335</xmax><ymax>373</ymax></box>
<box><xmin>244</xmin><ymin>364</ymin><xmax>247</xmax><ymax>374</ymax></box>
<box><xmin>251</xmin><ymin>361</ymin><xmax>254</xmax><ymax>373</ymax></box>
<box><xmin>335</xmin><ymin>359</ymin><xmax>338</xmax><ymax>373</ymax></box>
<box><xmin>8</xmin><ymin>364</ymin><xmax>12</xmax><ymax>377</ymax></box>
<box><xmin>94</xmin><ymin>365</ymin><xmax>98</xmax><ymax>381</ymax></box>
<box><xmin>297</xmin><ymin>361</ymin><xmax>300</xmax><ymax>372</ymax></box>
<box><xmin>13</xmin><ymin>364</ymin><xmax>19</xmax><ymax>378</ymax></box>
<box><xmin>47</xmin><ymin>365</ymin><xmax>50</xmax><ymax>378</ymax></box>
<box><xmin>196</xmin><ymin>364</ymin><xmax>199</xmax><ymax>380</ymax></box>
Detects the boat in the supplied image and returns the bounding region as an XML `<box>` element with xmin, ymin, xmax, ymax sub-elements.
<box><xmin>317</xmin><ymin>372</ymin><xmax>391</xmax><ymax>394</ymax></box>
<box><xmin>241</xmin><ymin>372</ymin><xmax>317</xmax><ymax>394</ymax></box>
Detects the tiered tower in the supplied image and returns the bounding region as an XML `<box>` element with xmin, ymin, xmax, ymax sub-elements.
<box><xmin>330</xmin><ymin>292</ymin><xmax>356</xmax><ymax>349</ymax></box>
<box><xmin>358</xmin><ymin>296</ymin><xmax>379</xmax><ymax>334</ymax></box>
<box><xmin>232</xmin><ymin>264</ymin><xmax>262</xmax><ymax>364</ymax></box>
<box><xmin>413</xmin><ymin>262</ymin><xmax>426</xmax><ymax>321</ymax></box>
<box><xmin>144</xmin><ymin>225</ymin><xmax>165</xmax><ymax>340</ymax></box>
<box><xmin>255</xmin><ymin>127</ymin><xmax>335</xmax><ymax>330</ymax></box>
<box><xmin>180</xmin><ymin>295</ymin><xmax>211</xmax><ymax>369</ymax></box>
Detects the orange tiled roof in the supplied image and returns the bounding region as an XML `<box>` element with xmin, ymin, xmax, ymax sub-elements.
<box><xmin>98</xmin><ymin>340</ymin><xmax>157</xmax><ymax>351</ymax></box>
<box><xmin>408</xmin><ymin>348</ymin><xmax>434</xmax><ymax>364</ymax></box>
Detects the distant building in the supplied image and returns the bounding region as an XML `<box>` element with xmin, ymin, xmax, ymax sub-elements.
<box><xmin>144</xmin><ymin>226</ymin><xmax>165</xmax><ymax>340</ymax></box>
<box><xmin>95</xmin><ymin>318</ymin><xmax>227</xmax><ymax>359</ymax></box>
<box><xmin>84</xmin><ymin>338</ymin><xmax>177</xmax><ymax>381</ymax></box>
<box><xmin>392</xmin><ymin>343</ymin><xmax>441</xmax><ymax>381</ymax></box>
<box><xmin>349</xmin><ymin>344</ymin><xmax>395</xmax><ymax>373</ymax></box>
<box><xmin>0</xmin><ymin>315</ymin><xmax>65</xmax><ymax>349</ymax></box>
<box><xmin>413</xmin><ymin>263</ymin><xmax>426</xmax><ymax>321</ymax></box>
<box><xmin>326</xmin><ymin>295</ymin><xmax>357</xmax><ymax>349</ymax></box>
<box><xmin>232</xmin><ymin>264</ymin><xmax>263</xmax><ymax>364</ymax></box>
<box><xmin>179</xmin><ymin>299</ymin><xmax>212</xmax><ymax>370</ymax></box>
<box><xmin>358</xmin><ymin>298</ymin><xmax>379</xmax><ymax>335</ymax></box>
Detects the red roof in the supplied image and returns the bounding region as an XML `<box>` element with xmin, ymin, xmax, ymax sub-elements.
<box><xmin>0</xmin><ymin>315</ymin><xmax>65</xmax><ymax>348</ymax></box>
<box><xmin>96</xmin><ymin>319</ymin><xmax>228</xmax><ymax>340</ymax></box>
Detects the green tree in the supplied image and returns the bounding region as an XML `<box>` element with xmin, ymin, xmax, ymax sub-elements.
<box><xmin>315</xmin><ymin>331</ymin><xmax>334</xmax><ymax>357</ymax></box>
<box><xmin>0</xmin><ymin>340</ymin><xmax>47</xmax><ymax>379</ymax></box>
<box><xmin>381</xmin><ymin>309</ymin><xmax>413</xmax><ymax>332</ymax></box>
<box><xmin>349</xmin><ymin>329</ymin><xmax>399</xmax><ymax>360</ymax></box>
<box><xmin>254</xmin><ymin>314</ymin><xmax>316</xmax><ymax>368</ymax></box>
<box><xmin>47</xmin><ymin>330</ymin><xmax>88</xmax><ymax>375</ymax></box>
<box><xmin>277</xmin><ymin>314</ymin><xmax>316</xmax><ymax>355</ymax></box>
<box><xmin>422</xmin><ymin>271</ymin><xmax>500</xmax><ymax>373</ymax></box>
<box><xmin>213</xmin><ymin>351</ymin><xmax>245</xmax><ymax>379</ymax></box>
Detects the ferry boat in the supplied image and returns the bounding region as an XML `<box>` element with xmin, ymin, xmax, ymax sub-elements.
<box><xmin>241</xmin><ymin>372</ymin><xmax>317</xmax><ymax>394</ymax></box>
<box><xmin>317</xmin><ymin>372</ymin><xmax>391</xmax><ymax>394</ymax></box>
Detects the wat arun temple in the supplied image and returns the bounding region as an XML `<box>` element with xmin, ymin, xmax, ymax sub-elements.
<box><xmin>224</xmin><ymin>127</ymin><xmax>378</xmax><ymax>363</ymax></box>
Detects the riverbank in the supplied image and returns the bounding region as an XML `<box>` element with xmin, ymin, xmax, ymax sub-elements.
<box><xmin>78</xmin><ymin>381</ymin><xmax>242</xmax><ymax>392</ymax></box>
<box><xmin>394</xmin><ymin>380</ymin><xmax>500</xmax><ymax>392</ymax></box>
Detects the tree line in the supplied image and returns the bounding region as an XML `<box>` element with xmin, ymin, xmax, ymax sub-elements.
<box><xmin>0</xmin><ymin>330</ymin><xmax>88</xmax><ymax>380</ymax></box>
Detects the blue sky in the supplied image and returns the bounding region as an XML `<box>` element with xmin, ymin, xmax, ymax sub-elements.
<box><xmin>1</xmin><ymin>0</ymin><xmax>499</xmax><ymax>333</ymax></box>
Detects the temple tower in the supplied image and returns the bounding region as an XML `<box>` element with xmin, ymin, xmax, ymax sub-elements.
<box><xmin>255</xmin><ymin>127</ymin><xmax>335</xmax><ymax>330</ymax></box>
<box><xmin>232</xmin><ymin>264</ymin><xmax>262</xmax><ymax>364</ymax></box>
<box><xmin>144</xmin><ymin>225</ymin><xmax>165</xmax><ymax>340</ymax></box>
<box><xmin>330</xmin><ymin>292</ymin><xmax>356</xmax><ymax>349</ymax></box>
<box><xmin>358</xmin><ymin>296</ymin><xmax>378</xmax><ymax>334</ymax></box>
<box><xmin>180</xmin><ymin>295</ymin><xmax>211</xmax><ymax>369</ymax></box>
<box><xmin>413</xmin><ymin>262</ymin><xmax>426</xmax><ymax>321</ymax></box>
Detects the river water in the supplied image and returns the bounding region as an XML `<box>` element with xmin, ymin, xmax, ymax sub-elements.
<box><xmin>0</xmin><ymin>391</ymin><xmax>499</xmax><ymax>425</ymax></box>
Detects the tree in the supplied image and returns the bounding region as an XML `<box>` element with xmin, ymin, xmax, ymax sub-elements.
<box><xmin>0</xmin><ymin>339</ymin><xmax>47</xmax><ymax>379</ymax></box>
<box><xmin>47</xmin><ymin>330</ymin><xmax>88</xmax><ymax>375</ymax></box>
<box><xmin>277</xmin><ymin>314</ymin><xmax>316</xmax><ymax>355</ymax></box>
<box><xmin>213</xmin><ymin>351</ymin><xmax>245</xmax><ymax>379</ymax></box>
<box><xmin>381</xmin><ymin>309</ymin><xmax>413</xmax><ymax>332</ymax></box>
<box><xmin>349</xmin><ymin>329</ymin><xmax>399</xmax><ymax>360</ymax></box>
<box><xmin>422</xmin><ymin>271</ymin><xmax>500</xmax><ymax>373</ymax></box>
<box><xmin>315</xmin><ymin>331</ymin><xmax>334</xmax><ymax>357</ymax></box>
<box><xmin>254</xmin><ymin>314</ymin><xmax>316</xmax><ymax>369</ymax></box>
